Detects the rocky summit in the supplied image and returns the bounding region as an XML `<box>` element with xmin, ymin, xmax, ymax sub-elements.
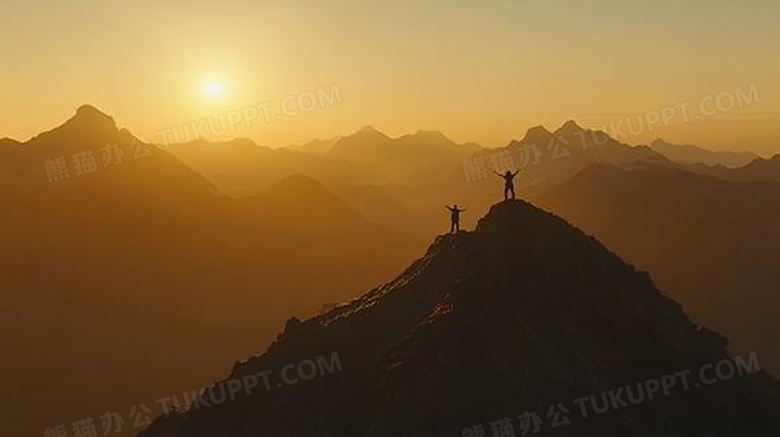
<box><xmin>139</xmin><ymin>200</ymin><xmax>780</xmax><ymax>437</ymax></box>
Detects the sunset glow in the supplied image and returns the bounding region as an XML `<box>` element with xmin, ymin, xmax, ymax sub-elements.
<box><xmin>0</xmin><ymin>1</ymin><xmax>777</xmax><ymax>155</ymax></box>
<box><xmin>3</xmin><ymin>2</ymin><xmax>780</xmax><ymax>436</ymax></box>
<box><xmin>204</xmin><ymin>81</ymin><xmax>224</xmax><ymax>98</ymax></box>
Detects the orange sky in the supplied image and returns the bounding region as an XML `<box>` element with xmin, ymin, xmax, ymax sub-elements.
<box><xmin>1</xmin><ymin>0</ymin><xmax>778</xmax><ymax>156</ymax></box>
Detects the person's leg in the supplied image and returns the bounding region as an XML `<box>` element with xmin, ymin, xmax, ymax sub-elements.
<box><xmin>510</xmin><ymin>186</ymin><xmax>515</xmax><ymax>199</ymax></box>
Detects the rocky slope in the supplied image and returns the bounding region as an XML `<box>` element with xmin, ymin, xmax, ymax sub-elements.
<box><xmin>140</xmin><ymin>200</ymin><xmax>780</xmax><ymax>437</ymax></box>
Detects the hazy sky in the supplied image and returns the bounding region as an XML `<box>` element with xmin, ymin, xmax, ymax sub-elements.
<box><xmin>1</xmin><ymin>0</ymin><xmax>778</xmax><ymax>155</ymax></box>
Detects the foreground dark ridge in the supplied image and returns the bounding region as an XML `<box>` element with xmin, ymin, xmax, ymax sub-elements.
<box><xmin>140</xmin><ymin>200</ymin><xmax>780</xmax><ymax>437</ymax></box>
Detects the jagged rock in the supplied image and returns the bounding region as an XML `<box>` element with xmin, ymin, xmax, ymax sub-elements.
<box><xmin>283</xmin><ymin>316</ymin><xmax>303</xmax><ymax>335</ymax></box>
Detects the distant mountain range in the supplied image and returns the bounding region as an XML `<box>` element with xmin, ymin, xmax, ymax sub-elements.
<box><xmin>650</xmin><ymin>138</ymin><xmax>758</xmax><ymax>168</ymax></box>
<box><xmin>283</xmin><ymin>136</ymin><xmax>341</xmax><ymax>155</ymax></box>
<box><xmin>139</xmin><ymin>201</ymin><xmax>780</xmax><ymax>437</ymax></box>
<box><xmin>686</xmin><ymin>154</ymin><xmax>780</xmax><ymax>183</ymax></box>
<box><xmin>328</xmin><ymin>126</ymin><xmax>483</xmax><ymax>184</ymax></box>
<box><xmin>167</xmin><ymin>125</ymin><xmax>485</xmax><ymax>234</ymax></box>
<box><xmin>4</xmin><ymin>106</ymin><xmax>779</xmax><ymax>436</ymax></box>
<box><xmin>165</xmin><ymin>118</ymin><xmax>779</xmax><ymax>247</ymax></box>
<box><xmin>169</xmin><ymin>125</ymin><xmax>482</xmax><ymax>194</ymax></box>
<box><xmin>440</xmin><ymin>120</ymin><xmax>675</xmax><ymax>233</ymax></box>
<box><xmin>501</xmin><ymin>120</ymin><xmax>672</xmax><ymax>191</ymax></box>
<box><xmin>0</xmin><ymin>105</ymin><xmax>423</xmax><ymax>437</ymax></box>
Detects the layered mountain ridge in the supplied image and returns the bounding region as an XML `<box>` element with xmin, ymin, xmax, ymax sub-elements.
<box><xmin>0</xmin><ymin>105</ymin><xmax>422</xmax><ymax>437</ymax></box>
<box><xmin>139</xmin><ymin>200</ymin><xmax>780</xmax><ymax>437</ymax></box>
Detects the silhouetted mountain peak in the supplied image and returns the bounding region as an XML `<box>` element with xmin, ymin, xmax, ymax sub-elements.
<box><xmin>332</xmin><ymin>125</ymin><xmax>392</xmax><ymax>146</ymax></box>
<box><xmin>520</xmin><ymin>125</ymin><xmax>553</xmax><ymax>144</ymax></box>
<box><xmin>355</xmin><ymin>125</ymin><xmax>385</xmax><ymax>136</ymax></box>
<box><xmin>556</xmin><ymin>119</ymin><xmax>583</xmax><ymax>134</ymax></box>
<box><xmin>737</xmin><ymin>153</ymin><xmax>780</xmax><ymax>173</ymax></box>
<box><xmin>263</xmin><ymin>174</ymin><xmax>356</xmax><ymax>210</ymax></box>
<box><xmin>394</xmin><ymin>129</ymin><xmax>457</xmax><ymax>150</ymax></box>
<box><xmin>358</xmin><ymin>124</ymin><xmax>377</xmax><ymax>132</ymax></box>
<box><xmin>526</xmin><ymin>124</ymin><xmax>551</xmax><ymax>135</ymax></box>
<box><xmin>259</xmin><ymin>174</ymin><xmax>369</xmax><ymax>224</ymax></box>
<box><xmin>217</xmin><ymin>137</ymin><xmax>270</xmax><ymax>151</ymax></box>
<box><xmin>412</xmin><ymin>129</ymin><xmax>450</xmax><ymax>141</ymax></box>
<box><xmin>0</xmin><ymin>137</ymin><xmax>21</xmax><ymax>149</ymax></box>
<box><xmin>140</xmin><ymin>199</ymin><xmax>780</xmax><ymax>437</ymax></box>
<box><xmin>62</xmin><ymin>104</ymin><xmax>119</xmax><ymax>133</ymax></box>
<box><xmin>476</xmin><ymin>199</ymin><xmax>563</xmax><ymax>233</ymax></box>
<box><xmin>650</xmin><ymin>138</ymin><xmax>758</xmax><ymax>168</ymax></box>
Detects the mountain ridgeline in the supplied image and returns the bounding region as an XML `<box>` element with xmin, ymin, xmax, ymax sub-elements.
<box><xmin>539</xmin><ymin>163</ymin><xmax>780</xmax><ymax>376</ymax></box>
<box><xmin>650</xmin><ymin>138</ymin><xmax>758</xmax><ymax>168</ymax></box>
<box><xmin>0</xmin><ymin>105</ymin><xmax>423</xmax><ymax>437</ymax></box>
<box><xmin>139</xmin><ymin>201</ymin><xmax>780</xmax><ymax>437</ymax></box>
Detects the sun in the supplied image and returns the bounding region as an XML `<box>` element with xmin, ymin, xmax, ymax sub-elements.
<box><xmin>204</xmin><ymin>81</ymin><xmax>224</xmax><ymax>98</ymax></box>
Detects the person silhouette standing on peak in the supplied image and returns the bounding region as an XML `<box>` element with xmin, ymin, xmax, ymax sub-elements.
<box><xmin>495</xmin><ymin>169</ymin><xmax>521</xmax><ymax>201</ymax></box>
<box><xmin>444</xmin><ymin>205</ymin><xmax>466</xmax><ymax>233</ymax></box>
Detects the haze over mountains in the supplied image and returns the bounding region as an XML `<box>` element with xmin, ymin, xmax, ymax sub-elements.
<box><xmin>686</xmin><ymin>154</ymin><xmax>780</xmax><ymax>183</ymax></box>
<box><xmin>160</xmin><ymin>115</ymin><xmax>780</xmax><ymax>379</ymax></box>
<box><xmin>439</xmin><ymin>121</ymin><xmax>676</xmax><ymax>233</ymax></box>
<box><xmin>540</xmin><ymin>163</ymin><xmax>780</xmax><ymax>375</ymax></box>
<box><xmin>3</xmin><ymin>105</ymin><xmax>779</xmax><ymax>436</ymax></box>
<box><xmin>168</xmin><ymin>120</ymin><xmax>688</xmax><ymax>234</ymax></box>
<box><xmin>0</xmin><ymin>105</ymin><xmax>422</xmax><ymax>437</ymax></box>
<box><xmin>169</xmin><ymin>125</ymin><xmax>482</xmax><ymax>194</ymax></box>
<box><xmin>283</xmin><ymin>136</ymin><xmax>341</xmax><ymax>155</ymax></box>
<box><xmin>168</xmin><ymin>125</ymin><xmax>484</xmax><ymax>234</ymax></box>
<box><xmin>650</xmin><ymin>138</ymin><xmax>758</xmax><ymax>168</ymax></box>
<box><xmin>505</xmin><ymin>121</ymin><xmax>673</xmax><ymax>191</ymax></box>
<box><xmin>140</xmin><ymin>201</ymin><xmax>780</xmax><ymax>437</ymax></box>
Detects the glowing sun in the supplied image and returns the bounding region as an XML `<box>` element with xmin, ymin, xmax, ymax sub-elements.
<box><xmin>204</xmin><ymin>81</ymin><xmax>224</xmax><ymax>98</ymax></box>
